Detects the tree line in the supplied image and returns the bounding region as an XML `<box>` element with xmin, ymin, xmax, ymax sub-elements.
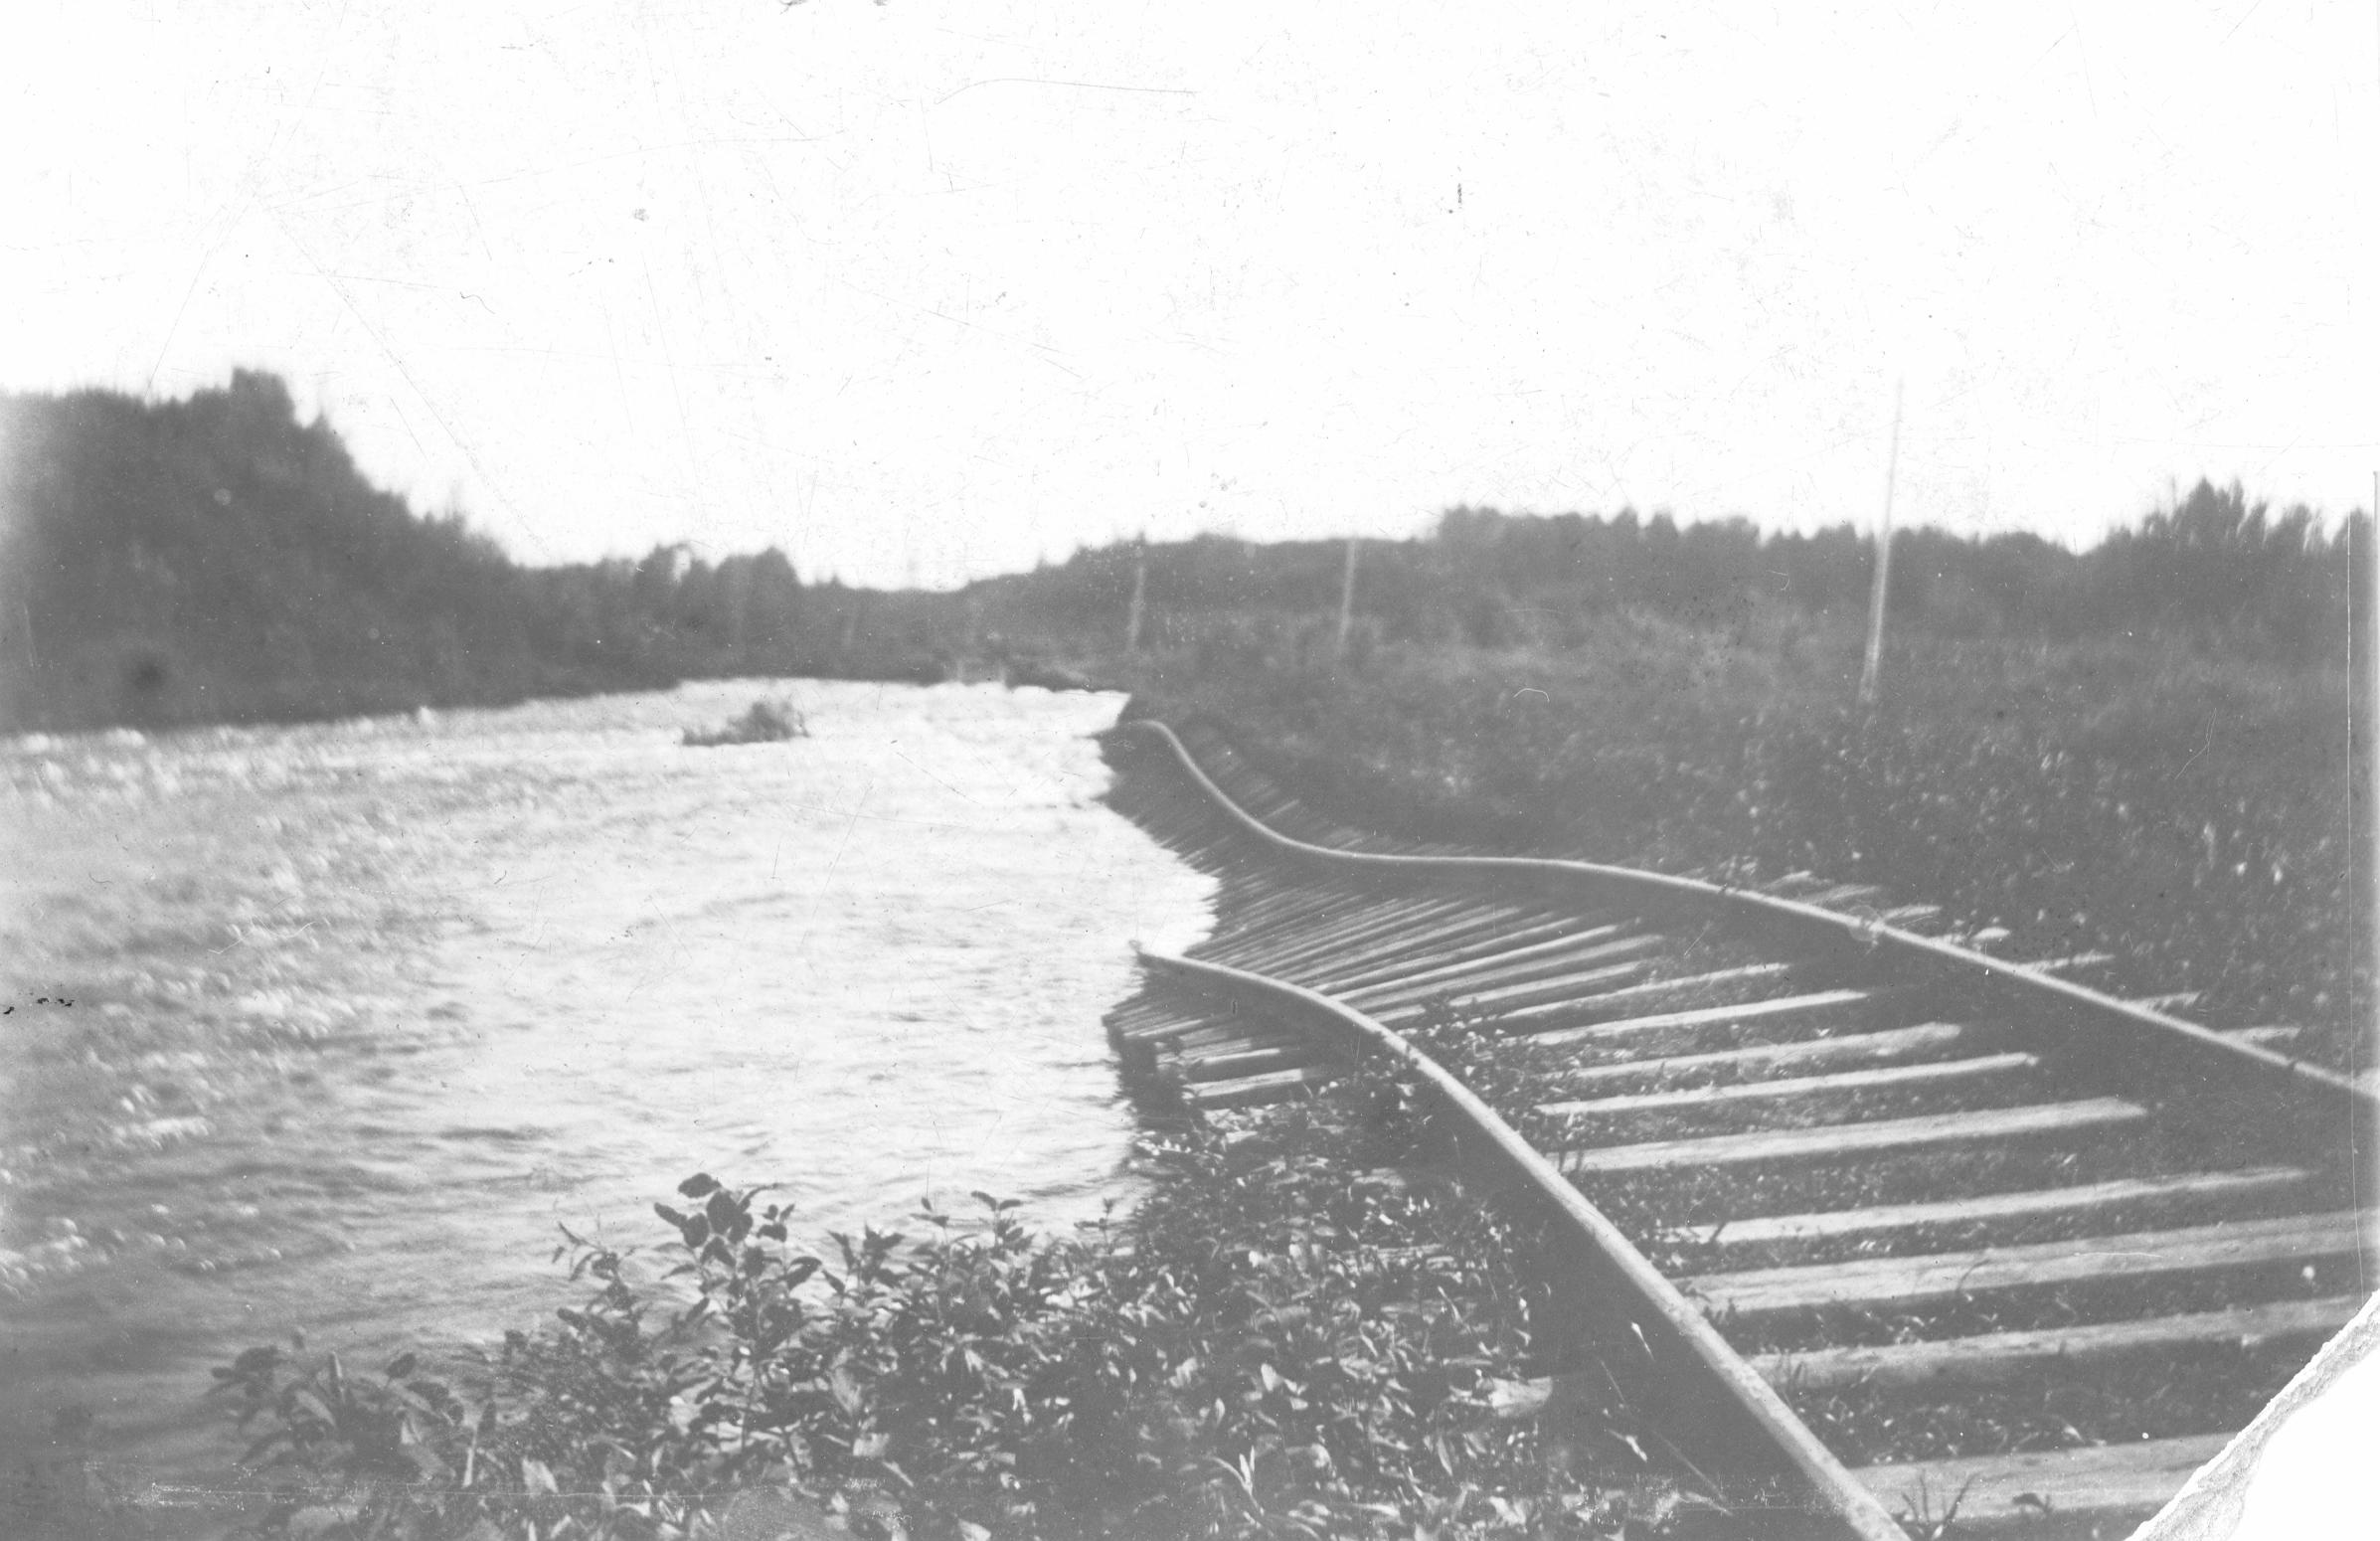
<box><xmin>0</xmin><ymin>373</ymin><xmax>838</xmax><ymax>731</ymax></box>
<box><xmin>975</xmin><ymin>487</ymin><xmax>2357</xmax><ymax>665</ymax></box>
<box><xmin>0</xmin><ymin>370</ymin><xmax>2359</xmax><ymax>733</ymax></box>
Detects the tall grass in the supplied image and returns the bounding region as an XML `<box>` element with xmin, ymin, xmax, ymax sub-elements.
<box><xmin>1132</xmin><ymin>609</ymin><xmax>2357</xmax><ymax>1068</ymax></box>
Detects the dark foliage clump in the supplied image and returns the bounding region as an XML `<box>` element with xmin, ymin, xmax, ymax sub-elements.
<box><xmin>683</xmin><ymin>697</ymin><xmax>808</xmax><ymax>747</ymax></box>
<box><xmin>1</xmin><ymin>373</ymin><xmax>819</xmax><ymax>731</ymax></box>
<box><xmin>196</xmin><ymin>1077</ymin><xmax>1713</xmax><ymax>1541</ymax></box>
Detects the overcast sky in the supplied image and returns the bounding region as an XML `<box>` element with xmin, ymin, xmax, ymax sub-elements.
<box><xmin>5</xmin><ymin>1</ymin><xmax>2373</xmax><ymax>587</ymax></box>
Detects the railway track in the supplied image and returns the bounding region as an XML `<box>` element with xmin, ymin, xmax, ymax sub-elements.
<box><xmin>1099</xmin><ymin>718</ymin><xmax>2377</xmax><ymax>1540</ymax></box>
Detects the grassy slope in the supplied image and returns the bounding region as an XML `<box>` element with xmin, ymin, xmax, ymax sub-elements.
<box><xmin>1125</xmin><ymin>608</ymin><xmax>2360</xmax><ymax>1071</ymax></box>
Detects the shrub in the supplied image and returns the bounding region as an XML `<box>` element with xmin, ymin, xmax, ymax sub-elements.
<box><xmin>206</xmin><ymin>1080</ymin><xmax>1699</xmax><ymax>1540</ymax></box>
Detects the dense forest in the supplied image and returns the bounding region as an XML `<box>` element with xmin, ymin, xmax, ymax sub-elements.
<box><xmin>0</xmin><ymin>370</ymin><xmax>2360</xmax><ymax>733</ymax></box>
<box><xmin>0</xmin><ymin>372</ymin><xmax>832</xmax><ymax>731</ymax></box>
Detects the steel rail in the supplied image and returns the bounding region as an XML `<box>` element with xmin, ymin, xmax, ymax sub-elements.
<box><xmin>1108</xmin><ymin>716</ymin><xmax>2375</xmax><ymax>1533</ymax></box>
<box><xmin>1112</xmin><ymin>719</ymin><xmax>2377</xmax><ymax>1119</ymax></box>
<box><xmin>1137</xmin><ymin>947</ymin><xmax>1911</xmax><ymax>1541</ymax></box>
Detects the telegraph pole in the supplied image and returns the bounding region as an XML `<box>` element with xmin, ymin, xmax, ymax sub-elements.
<box><xmin>1858</xmin><ymin>380</ymin><xmax>1905</xmax><ymax>708</ymax></box>
<box><xmin>1124</xmin><ymin>536</ymin><xmax>1148</xmax><ymax>653</ymax></box>
<box><xmin>1335</xmin><ymin>536</ymin><xmax>1362</xmax><ymax>660</ymax></box>
<box><xmin>2356</xmin><ymin>478</ymin><xmax>2379</xmax><ymax>1098</ymax></box>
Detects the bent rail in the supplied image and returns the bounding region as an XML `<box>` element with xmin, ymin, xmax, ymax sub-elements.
<box><xmin>1113</xmin><ymin>718</ymin><xmax>2375</xmax><ymax>1119</ymax></box>
<box><xmin>1139</xmin><ymin>946</ymin><xmax>1913</xmax><ymax>1541</ymax></box>
<box><xmin>1106</xmin><ymin>715</ymin><xmax>2375</xmax><ymax>1534</ymax></box>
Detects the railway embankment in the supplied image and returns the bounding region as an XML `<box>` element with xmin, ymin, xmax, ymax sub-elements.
<box><xmin>1097</xmin><ymin>713</ymin><xmax>2373</xmax><ymax>1539</ymax></box>
<box><xmin>1117</xmin><ymin>621</ymin><xmax>2364</xmax><ymax>1078</ymax></box>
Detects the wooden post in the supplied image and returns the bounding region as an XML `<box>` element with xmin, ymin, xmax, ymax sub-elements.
<box><xmin>1335</xmin><ymin>536</ymin><xmax>1361</xmax><ymax>660</ymax></box>
<box><xmin>1125</xmin><ymin>537</ymin><xmax>1148</xmax><ymax>653</ymax></box>
<box><xmin>2355</xmin><ymin>483</ymin><xmax>2378</xmax><ymax>1094</ymax></box>
<box><xmin>1858</xmin><ymin>380</ymin><xmax>1905</xmax><ymax>708</ymax></box>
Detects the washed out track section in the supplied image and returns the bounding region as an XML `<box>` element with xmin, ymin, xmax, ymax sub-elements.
<box><xmin>1099</xmin><ymin>718</ymin><xmax>2378</xmax><ymax>1540</ymax></box>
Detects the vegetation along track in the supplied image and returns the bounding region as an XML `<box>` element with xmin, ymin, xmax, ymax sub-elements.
<box><xmin>1098</xmin><ymin>718</ymin><xmax>2377</xmax><ymax>1540</ymax></box>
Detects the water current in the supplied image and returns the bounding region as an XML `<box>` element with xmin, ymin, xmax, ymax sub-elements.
<box><xmin>0</xmin><ymin>680</ymin><xmax>1213</xmax><ymax>1487</ymax></box>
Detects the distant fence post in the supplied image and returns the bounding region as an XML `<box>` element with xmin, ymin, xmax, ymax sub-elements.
<box><xmin>1858</xmin><ymin>380</ymin><xmax>1905</xmax><ymax>708</ymax></box>
<box><xmin>1335</xmin><ymin>536</ymin><xmax>1361</xmax><ymax>661</ymax></box>
<box><xmin>1125</xmin><ymin>536</ymin><xmax>1148</xmax><ymax>653</ymax></box>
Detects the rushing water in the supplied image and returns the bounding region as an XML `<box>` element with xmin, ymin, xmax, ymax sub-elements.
<box><xmin>0</xmin><ymin>680</ymin><xmax>1213</xmax><ymax>1485</ymax></box>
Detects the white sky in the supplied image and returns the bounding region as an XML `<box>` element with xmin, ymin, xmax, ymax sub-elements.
<box><xmin>4</xmin><ymin>0</ymin><xmax>2374</xmax><ymax>587</ymax></box>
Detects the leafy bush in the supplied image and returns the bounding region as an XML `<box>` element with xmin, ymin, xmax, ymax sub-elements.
<box><xmin>206</xmin><ymin>1079</ymin><xmax>1703</xmax><ymax>1540</ymax></box>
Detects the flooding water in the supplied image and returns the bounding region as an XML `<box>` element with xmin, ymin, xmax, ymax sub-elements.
<box><xmin>0</xmin><ymin>680</ymin><xmax>1212</xmax><ymax>1485</ymax></box>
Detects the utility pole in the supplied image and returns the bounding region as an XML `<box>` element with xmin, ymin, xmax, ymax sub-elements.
<box><xmin>1335</xmin><ymin>536</ymin><xmax>1361</xmax><ymax>661</ymax></box>
<box><xmin>1124</xmin><ymin>536</ymin><xmax>1148</xmax><ymax>653</ymax></box>
<box><xmin>2356</xmin><ymin>476</ymin><xmax>2379</xmax><ymax>1098</ymax></box>
<box><xmin>1858</xmin><ymin>379</ymin><xmax>1905</xmax><ymax>708</ymax></box>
